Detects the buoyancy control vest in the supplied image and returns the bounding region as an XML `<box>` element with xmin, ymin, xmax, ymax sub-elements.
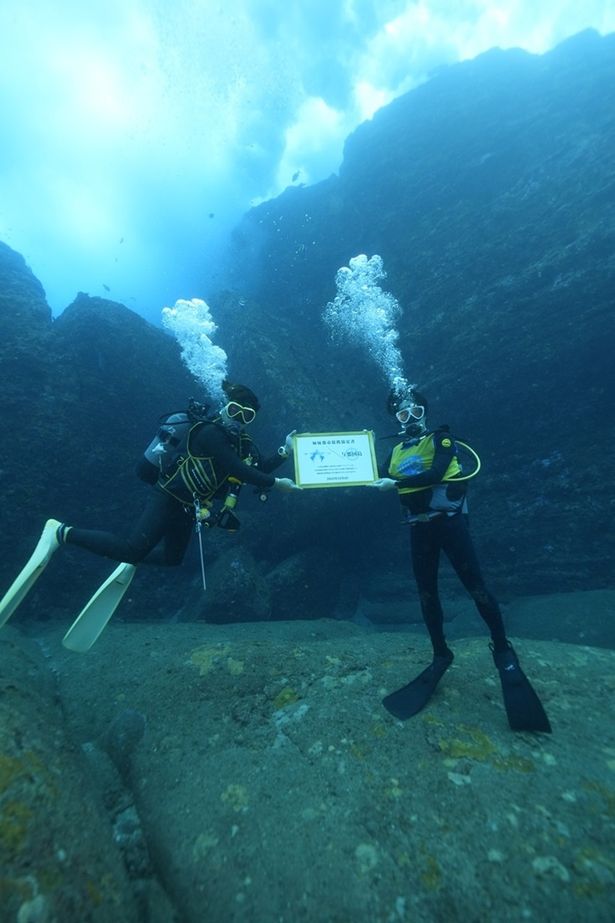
<box><xmin>156</xmin><ymin>421</ymin><xmax>259</xmax><ymax>506</ymax></box>
<box><xmin>389</xmin><ymin>429</ymin><xmax>467</xmax><ymax>520</ymax></box>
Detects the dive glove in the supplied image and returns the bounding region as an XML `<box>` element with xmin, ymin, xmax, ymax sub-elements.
<box><xmin>277</xmin><ymin>430</ymin><xmax>297</xmax><ymax>458</ymax></box>
<box><xmin>369</xmin><ymin>478</ymin><xmax>397</xmax><ymax>491</ymax></box>
<box><xmin>274</xmin><ymin>477</ymin><xmax>301</xmax><ymax>492</ymax></box>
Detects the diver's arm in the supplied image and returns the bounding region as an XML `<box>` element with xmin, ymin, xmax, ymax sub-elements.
<box><xmin>378</xmin><ymin>451</ymin><xmax>393</xmax><ymax>478</ymax></box>
<box><xmin>195</xmin><ymin>426</ymin><xmax>277</xmax><ymax>489</ymax></box>
<box><xmin>365</xmin><ymin>450</ymin><xmax>397</xmax><ymax>490</ymax></box>
<box><xmin>259</xmin><ymin>453</ymin><xmax>289</xmax><ymax>475</ymax></box>
<box><xmin>259</xmin><ymin>430</ymin><xmax>296</xmax><ymax>473</ymax></box>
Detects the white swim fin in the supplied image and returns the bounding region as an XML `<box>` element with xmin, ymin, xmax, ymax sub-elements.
<box><xmin>62</xmin><ymin>562</ymin><xmax>136</xmax><ymax>652</ymax></box>
<box><xmin>0</xmin><ymin>519</ymin><xmax>61</xmax><ymax>628</ymax></box>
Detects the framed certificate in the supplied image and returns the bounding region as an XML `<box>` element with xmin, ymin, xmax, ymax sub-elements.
<box><xmin>293</xmin><ymin>431</ymin><xmax>378</xmax><ymax>488</ymax></box>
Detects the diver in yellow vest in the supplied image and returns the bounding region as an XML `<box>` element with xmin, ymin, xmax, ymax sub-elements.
<box><xmin>370</xmin><ymin>388</ymin><xmax>550</xmax><ymax>732</ymax></box>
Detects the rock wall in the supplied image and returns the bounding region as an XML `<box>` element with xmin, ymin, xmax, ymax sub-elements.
<box><xmin>216</xmin><ymin>29</ymin><xmax>615</xmax><ymax>600</ymax></box>
<box><xmin>0</xmin><ymin>245</ymin><xmax>200</xmax><ymax>624</ymax></box>
<box><xmin>0</xmin><ymin>627</ymin><xmax>143</xmax><ymax>921</ymax></box>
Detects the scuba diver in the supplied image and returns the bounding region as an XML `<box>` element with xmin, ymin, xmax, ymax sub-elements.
<box><xmin>369</xmin><ymin>387</ymin><xmax>550</xmax><ymax>733</ymax></box>
<box><xmin>57</xmin><ymin>382</ymin><xmax>298</xmax><ymax>564</ymax></box>
<box><xmin>0</xmin><ymin>382</ymin><xmax>300</xmax><ymax>650</ymax></box>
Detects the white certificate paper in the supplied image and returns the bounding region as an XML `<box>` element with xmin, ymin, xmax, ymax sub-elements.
<box><xmin>293</xmin><ymin>431</ymin><xmax>378</xmax><ymax>488</ymax></box>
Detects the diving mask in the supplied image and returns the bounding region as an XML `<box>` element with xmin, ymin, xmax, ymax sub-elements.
<box><xmin>396</xmin><ymin>403</ymin><xmax>425</xmax><ymax>425</ymax></box>
<box><xmin>223</xmin><ymin>401</ymin><xmax>256</xmax><ymax>425</ymax></box>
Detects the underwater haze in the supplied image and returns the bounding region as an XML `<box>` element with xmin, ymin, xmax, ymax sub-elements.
<box><xmin>1</xmin><ymin>5</ymin><xmax>615</xmax><ymax>923</ymax></box>
<box><xmin>1</xmin><ymin>0</ymin><xmax>614</xmax><ymax>321</ymax></box>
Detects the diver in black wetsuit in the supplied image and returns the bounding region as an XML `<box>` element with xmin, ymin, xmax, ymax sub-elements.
<box><xmin>0</xmin><ymin>383</ymin><xmax>301</xmax><ymax>645</ymax></box>
<box><xmin>370</xmin><ymin>387</ymin><xmax>550</xmax><ymax>731</ymax></box>
<box><xmin>58</xmin><ymin>382</ymin><xmax>300</xmax><ymax>565</ymax></box>
<box><xmin>375</xmin><ymin>388</ymin><xmax>508</xmax><ymax>658</ymax></box>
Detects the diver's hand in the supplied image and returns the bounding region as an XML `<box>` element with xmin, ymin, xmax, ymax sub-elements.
<box><xmin>274</xmin><ymin>477</ymin><xmax>301</xmax><ymax>492</ymax></box>
<box><xmin>368</xmin><ymin>478</ymin><xmax>397</xmax><ymax>491</ymax></box>
<box><xmin>277</xmin><ymin>430</ymin><xmax>297</xmax><ymax>458</ymax></box>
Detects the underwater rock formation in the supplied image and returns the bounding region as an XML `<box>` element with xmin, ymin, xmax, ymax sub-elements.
<box><xmin>0</xmin><ymin>628</ymin><xmax>141</xmax><ymax>921</ymax></box>
<box><xmin>20</xmin><ymin>618</ymin><xmax>615</xmax><ymax>923</ymax></box>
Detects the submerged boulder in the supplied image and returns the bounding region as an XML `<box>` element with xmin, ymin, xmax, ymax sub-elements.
<box><xmin>44</xmin><ymin>615</ymin><xmax>615</xmax><ymax>923</ymax></box>
<box><xmin>0</xmin><ymin>628</ymin><xmax>140</xmax><ymax>922</ymax></box>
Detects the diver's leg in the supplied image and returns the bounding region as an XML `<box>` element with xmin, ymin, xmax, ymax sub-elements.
<box><xmin>440</xmin><ymin>514</ymin><xmax>508</xmax><ymax>651</ymax></box>
<box><xmin>441</xmin><ymin>516</ymin><xmax>550</xmax><ymax>731</ymax></box>
<box><xmin>410</xmin><ymin>521</ymin><xmax>451</xmax><ymax>657</ymax></box>
<box><xmin>140</xmin><ymin>503</ymin><xmax>193</xmax><ymax>566</ymax></box>
<box><xmin>64</xmin><ymin>490</ymin><xmax>175</xmax><ymax>564</ymax></box>
<box><xmin>381</xmin><ymin>521</ymin><xmax>453</xmax><ymax>719</ymax></box>
<box><xmin>163</xmin><ymin>507</ymin><xmax>194</xmax><ymax>565</ymax></box>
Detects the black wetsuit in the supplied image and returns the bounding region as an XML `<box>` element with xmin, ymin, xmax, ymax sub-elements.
<box><xmin>66</xmin><ymin>423</ymin><xmax>283</xmax><ymax>566</ymax></box>
<box><xmin>383</xmin><ymin>428</ymin><xmax>507</xmax><ymax>655</ymax></box>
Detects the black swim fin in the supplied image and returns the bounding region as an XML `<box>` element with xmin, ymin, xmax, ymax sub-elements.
<box><xmin>492</xmin><ymin>644</ymin><xmax>551</xmax><ymax>733</ymax></box>
<box><xmin>383</xmin><ymin>651</ymin><xmax>454</xmax><ymax>720</ymax></box>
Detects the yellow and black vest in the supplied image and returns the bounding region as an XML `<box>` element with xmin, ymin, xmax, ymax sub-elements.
<box><xmin>389</xmin><ymin>431</ymin><xmax>466</xmax><ymax>520</ymax></box>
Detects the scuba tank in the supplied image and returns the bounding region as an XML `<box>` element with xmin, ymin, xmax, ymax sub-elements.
<box><xmin>143</xmin><ymin>413</ymin><xmax>190</xmax><ymax>475</ymax></box>
<box><xmin>139</xmin><ymin>398</ymin><xmax>211</xmax><ymax>482</ymax></box>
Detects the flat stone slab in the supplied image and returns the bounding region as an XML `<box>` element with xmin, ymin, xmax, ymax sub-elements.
<box><xmin>37</xmin><ymin>618</ymin><xmax>615</xmax><ymax>923</ymax></box>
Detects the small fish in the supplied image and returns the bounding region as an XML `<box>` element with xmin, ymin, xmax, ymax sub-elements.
<box><xmin>103</xmin><ymin>284</ymin><xmax>110</xmax><ymax>292</ymax></box>
<box><xmin>209</xmin><ymin>212</ymin><xmax>215</xmax><ymax>218</ymax></box>
<box><xmin>119</xmin><ymin>236</ymin><xmax>124</xmax><ymax>244</ymax></box>
<box><xmin>292</xmin><ymin>170</ymin><xmax>300</xmax><ymax>182</ymax></box>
